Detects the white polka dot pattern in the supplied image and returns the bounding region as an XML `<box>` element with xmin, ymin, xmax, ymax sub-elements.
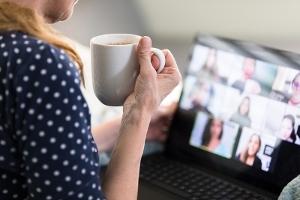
<box><xmin>0</xmin><ymin>31</ymin><xmax>105</xmax><ymax>199</ymax></box>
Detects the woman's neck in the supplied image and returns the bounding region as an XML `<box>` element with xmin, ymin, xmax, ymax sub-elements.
<box><xmin>245</xmin><ymin>156</ymin><xmax>255</xmax><ymax>166</ymax></box>
<box><xmin>207</xmin><ymin>138</ymin><xmax>220</xmax><ymax>151</ymax></box>
<box><xmin>285</xmin><ymin>137</ymin><xmax>294</xmax><ymax>143</ymax></box>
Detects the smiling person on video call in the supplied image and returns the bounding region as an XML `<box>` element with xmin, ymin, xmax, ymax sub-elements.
<box><xmin>201</xmin><ymin>118</ymin><xmax>228</xmax><ymax>156</ymax></box>
<box><xmin>236</xmin><ymin>134</ymin><xmax>262</xmax><ymax>169</ymax></box>
<box><xmin>230</xmin><ymin>96</ymin><xmax>252</xmax><ymax>127</ymax></box>
<box><xmin>277</xmin><ymin>114</ymin><xmax>297</xmax><ymax>144</ymax></box>
<box><xmin>288</xmin><ymin>73</ymin><xmax>300</xmax><ymax>107</ymax></box>
<box><xmin>198</xmin><ymin>48</ymin><xmax>219</xmax><ymax>80</ymax></box>
<box><xmin>0</xmin><ymin>0</ymin><xmax>181</xmax><ymax>199</ymax></box>
<box><xmin>188</xmin><ymin>80</ymin><xmax>214</xmax><ymax>113</ymax></box>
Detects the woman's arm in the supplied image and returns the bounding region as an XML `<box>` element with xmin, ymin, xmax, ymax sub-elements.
<box><xmin>102</xmin><ymin>104</ymin><xmax>152</xmax><ymax>200</ymax></box>
<box><xmin>101</xmin><ymin>36</ymin><xmax>181</xmax><ymax>199</ymax></box>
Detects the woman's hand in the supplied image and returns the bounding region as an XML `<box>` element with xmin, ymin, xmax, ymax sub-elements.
<box><xmin>124</xmin><ymin>36</ymin><xmax>181</xmax><ymax>114</ymax></box>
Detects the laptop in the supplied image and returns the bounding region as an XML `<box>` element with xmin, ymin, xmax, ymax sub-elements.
<box><xmin>138</xmin><ymin>34</ymin><xmax>300</xmax><ymax>200</ymax></box>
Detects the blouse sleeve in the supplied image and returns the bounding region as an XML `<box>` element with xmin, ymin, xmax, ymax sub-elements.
<box><xmin>13</xmin><ymin>42</ymin><xmax>105</xmax><ymax>200</ymax></box>
<box><xmin>278</xmin><ymin>175</ymin><xmax>300</xmax><ymax>200</ymax></box>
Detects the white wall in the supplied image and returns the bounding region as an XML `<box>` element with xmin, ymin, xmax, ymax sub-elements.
<box><xmin>54</xmin><ymin>0</ymin><xmax>146</xmax><ymax>46</ymax></box>
<box><xmin>54</xmin><ymin>0</ymin><xmax>300</xmax><ymax>72</ymax></box>
<box><xmin>133</xmin><ymin>0</ymin><xmax>300</xmax><ymax>52</ymax></box>
<box><xmin>53</xmin><ymin>0</ymin><xmax>191</xmax><ymax>72</ymax></box>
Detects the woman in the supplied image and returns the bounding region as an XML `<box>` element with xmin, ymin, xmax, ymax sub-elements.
<box><xmin>198</xmin><ymin>48</ymin><xmax>218</xmax><ymax>80</ymax></box>
<box><xmin>230</xmin><ymin>96</ymin><xmax>252</xmax><ymax>127</ymax></box>
<box><xmin>0</xmin><ymin>1</ymin><xmax>181</xmax><ymax>199</ymax></box>
<box><xmin>236</xmin><ymin>134</ymin><xmax>262</xmax><ymax>169</ymax></box>
<box><xmin>201</xmin><ymin>118</ymin><xmax>227</xmax><ymax>156</ymax></box>
<box><xmin>189</xmin><ymin>80</ymin><xmax>214</xmax><ymax>112</ymax></box>
<box><xmin>277</xmin><ymin>114</ymin><xmax>297</xmax><ymax>143</ymax></box>
<box><xmin>288</xmin><ymin>73</ymin><xmax>300</xmax><ymax>107</ymax></box>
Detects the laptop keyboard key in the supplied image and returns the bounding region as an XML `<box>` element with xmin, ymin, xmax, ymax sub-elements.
<box><xmin>151</xmin><ymin>180</ymin><xmax>191</xmax><ymax>198</ymax></box>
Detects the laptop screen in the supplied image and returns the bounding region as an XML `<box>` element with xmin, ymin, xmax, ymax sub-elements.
<box><xmin>168</xmin><ymin>34</ymin><xmax>300</xmax><ymax>194</ymax></box>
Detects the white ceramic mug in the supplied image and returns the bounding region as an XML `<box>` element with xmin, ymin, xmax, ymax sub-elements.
<box><xmin>90</xmin><ymin>34</ymin><xmax>165</xmax><ymax>106</ymax></box>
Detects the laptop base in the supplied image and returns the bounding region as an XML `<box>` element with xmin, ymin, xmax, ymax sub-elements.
<box><xmin>139</xmin><ymin>153</ymin><xmax>277</xmax><ymax>200</ymax></box>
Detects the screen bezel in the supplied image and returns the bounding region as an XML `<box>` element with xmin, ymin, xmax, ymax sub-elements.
<box><xmin>165</xmin><ymin>33</ymin><xmax>300</xmax><ymax>195</ymax></box>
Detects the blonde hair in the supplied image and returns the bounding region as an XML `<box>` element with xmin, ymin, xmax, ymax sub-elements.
<box><xmin>0</xmin><ymin>1</ymin><xmax>84</xmax><ymax>83</ymax></box>
<box><xmin>239</xmin><ymin>134</ymin><xmax>261</xmax><ymax>163</ymax></box>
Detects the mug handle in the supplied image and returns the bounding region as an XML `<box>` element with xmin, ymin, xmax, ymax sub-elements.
<box><xmin>151</xmin><ymin>48</ymin><xmax>166</xmax><ymax>73</ymax></box>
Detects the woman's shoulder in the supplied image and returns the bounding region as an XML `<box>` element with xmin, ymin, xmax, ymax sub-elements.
<box><xmin>254</xmin><ymin>156</ymin><xmax>262</xmax><ymax>168</ymax></box>
<box><xmin>1</xmin><ymin>31</ymin><xmax>74</xmax><ymax>65</ymax></box>
<box><xmin>0</xmin><ymin>31</ymin><xmax>80</xmax><ymax>81</ymax></box>
<box><xmin>1</xmin><ymin>31</ymin><xmax>55</xmax><ymax>53</ymax></box>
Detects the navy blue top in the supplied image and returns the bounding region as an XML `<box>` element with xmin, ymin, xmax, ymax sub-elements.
<box><xmin>0</xmin><ymin>31</ymin><xmax>105</xmax><ymax>200</ymax></box>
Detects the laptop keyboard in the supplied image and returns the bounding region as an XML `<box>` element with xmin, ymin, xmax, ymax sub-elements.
<box><xmin>140</xmin><ymin>155</ymin><xmax>274</xmax><ymax>200</ymax></box>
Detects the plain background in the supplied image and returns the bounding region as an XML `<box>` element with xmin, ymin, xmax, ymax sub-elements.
<box><xmin>54</xmin><ymin>0</ymin><xmax>300</xmax><ymax>74</ymax></box>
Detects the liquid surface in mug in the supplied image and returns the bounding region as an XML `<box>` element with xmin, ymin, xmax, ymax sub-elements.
<box><xmin>107</xmin><ymin>41</ymin><xmax>133</xmax><ymax>45</ymax></box>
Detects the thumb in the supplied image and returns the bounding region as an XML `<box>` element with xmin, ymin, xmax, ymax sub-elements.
<box><xmin>137</xmin><ymin>36</ymin><xmax>153</xmax><ymax>73</ymax></box>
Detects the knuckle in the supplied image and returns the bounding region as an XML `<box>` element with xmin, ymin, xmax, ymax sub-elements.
<box><xmin>165</xmin><ymin>49</ymin><xmax>171</xmax><ymax>54</ymax></box>
<box><xmin>162</xmin><ymin>49</ymin><xmax>171</xmax><ymax>54</ymax></box>
<box><xmin>138</xmin><ymin>51</ymin><xmax>148</xmax><ymax>58</ymax></box>
<box><xmin>138</xmin><ymin>47</ymin><xmax>151</xmax><ymax>58</ymax></box>
<box><xmin>142</xmin><ymin>70</ymin><xmax>156</xmax><ymax>81</ymax></box>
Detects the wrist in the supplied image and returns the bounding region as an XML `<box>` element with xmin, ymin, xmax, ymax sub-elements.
<box><xmin>123</xmin><ymin>95</ymin><xmax>159</xmax><ymax>116</ymax></box>
<box><xmin>123</xmin><ymin>102</ymin><xmax>153</xmax><ymax>123</ymax></box>
<box><xmin>119</xmin><ymin>101</ymin><xmax>152</xmax><ymax>148</ymax></box>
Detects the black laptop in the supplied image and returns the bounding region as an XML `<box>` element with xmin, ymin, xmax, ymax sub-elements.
<box><xmin>138</xmin><ymin>34</ymin><xmax>300</xmax><ymax>200</ymax></box>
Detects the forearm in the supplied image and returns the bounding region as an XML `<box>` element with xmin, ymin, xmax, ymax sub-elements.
<box><xmin>92</xmin><ymin>116</ymin><xmax>122</xmax><ymax>152</ymax></box>
<box><xmin>102</xmin><ymin>104</ymin><xmax>152</xmax><ymax>200</ymax></box>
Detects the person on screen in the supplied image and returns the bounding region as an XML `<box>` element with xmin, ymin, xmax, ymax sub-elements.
<box><xmin>288</xmin><ymin>73</ymin><xmax>300</xmax><ymax>107</ymax></box>
<box><xmin>277</xmin><ymin>114</ymin><xmax>297</xmax><ymax>143</ymax></box>
<box><xmin>198</xmin><ymin>49</ymin><xmax>219</xmax><ymax>81</ymax></box>
<box><xmin>230</xmin><ymin>96</ymin><xmax>252</xmax><ymax>127</ymax></box>
<box><xmin>201</xmin><ymin>118</ymin><xmax>229</xmax><ymax>156</ymax></box>
<box><xmin>232</xmin><ymin>58</ymin><xmax>261</xmax><ymax>94</ymax></box>
<box><xmin>236</xmin><ymin>134</ymin><xmax>262</xmax><ymax>169</ymax></box>
<box><xmin>188</xmin><ymin>80</ymin><xmax>214</xmax><ymax>113</ymax></box>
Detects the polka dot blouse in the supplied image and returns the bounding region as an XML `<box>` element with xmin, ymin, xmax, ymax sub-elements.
<box><xmin>0</xmin><ymin>31</ymin><xmax>105</xmax><ymax>200</ymax></box>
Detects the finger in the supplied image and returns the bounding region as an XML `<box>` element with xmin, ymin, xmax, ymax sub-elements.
<box><xmin>151</xmin><ymin>54</ymin><xmax>160</xmax><ymax>71</ymax></box>
<box><xmin>162</xmin><ymin>49</ymin><xmax>177</xmax><ymax>69</ymax></box>
<box><xmin>160</xmin><ymin>49</ymin><xmax>182</xmax><ymax>84</ymax></box>
<box><xmin>137</xmin><ymin>36</ymin><xmax>153</xmax><ymax>74</ymax></box>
